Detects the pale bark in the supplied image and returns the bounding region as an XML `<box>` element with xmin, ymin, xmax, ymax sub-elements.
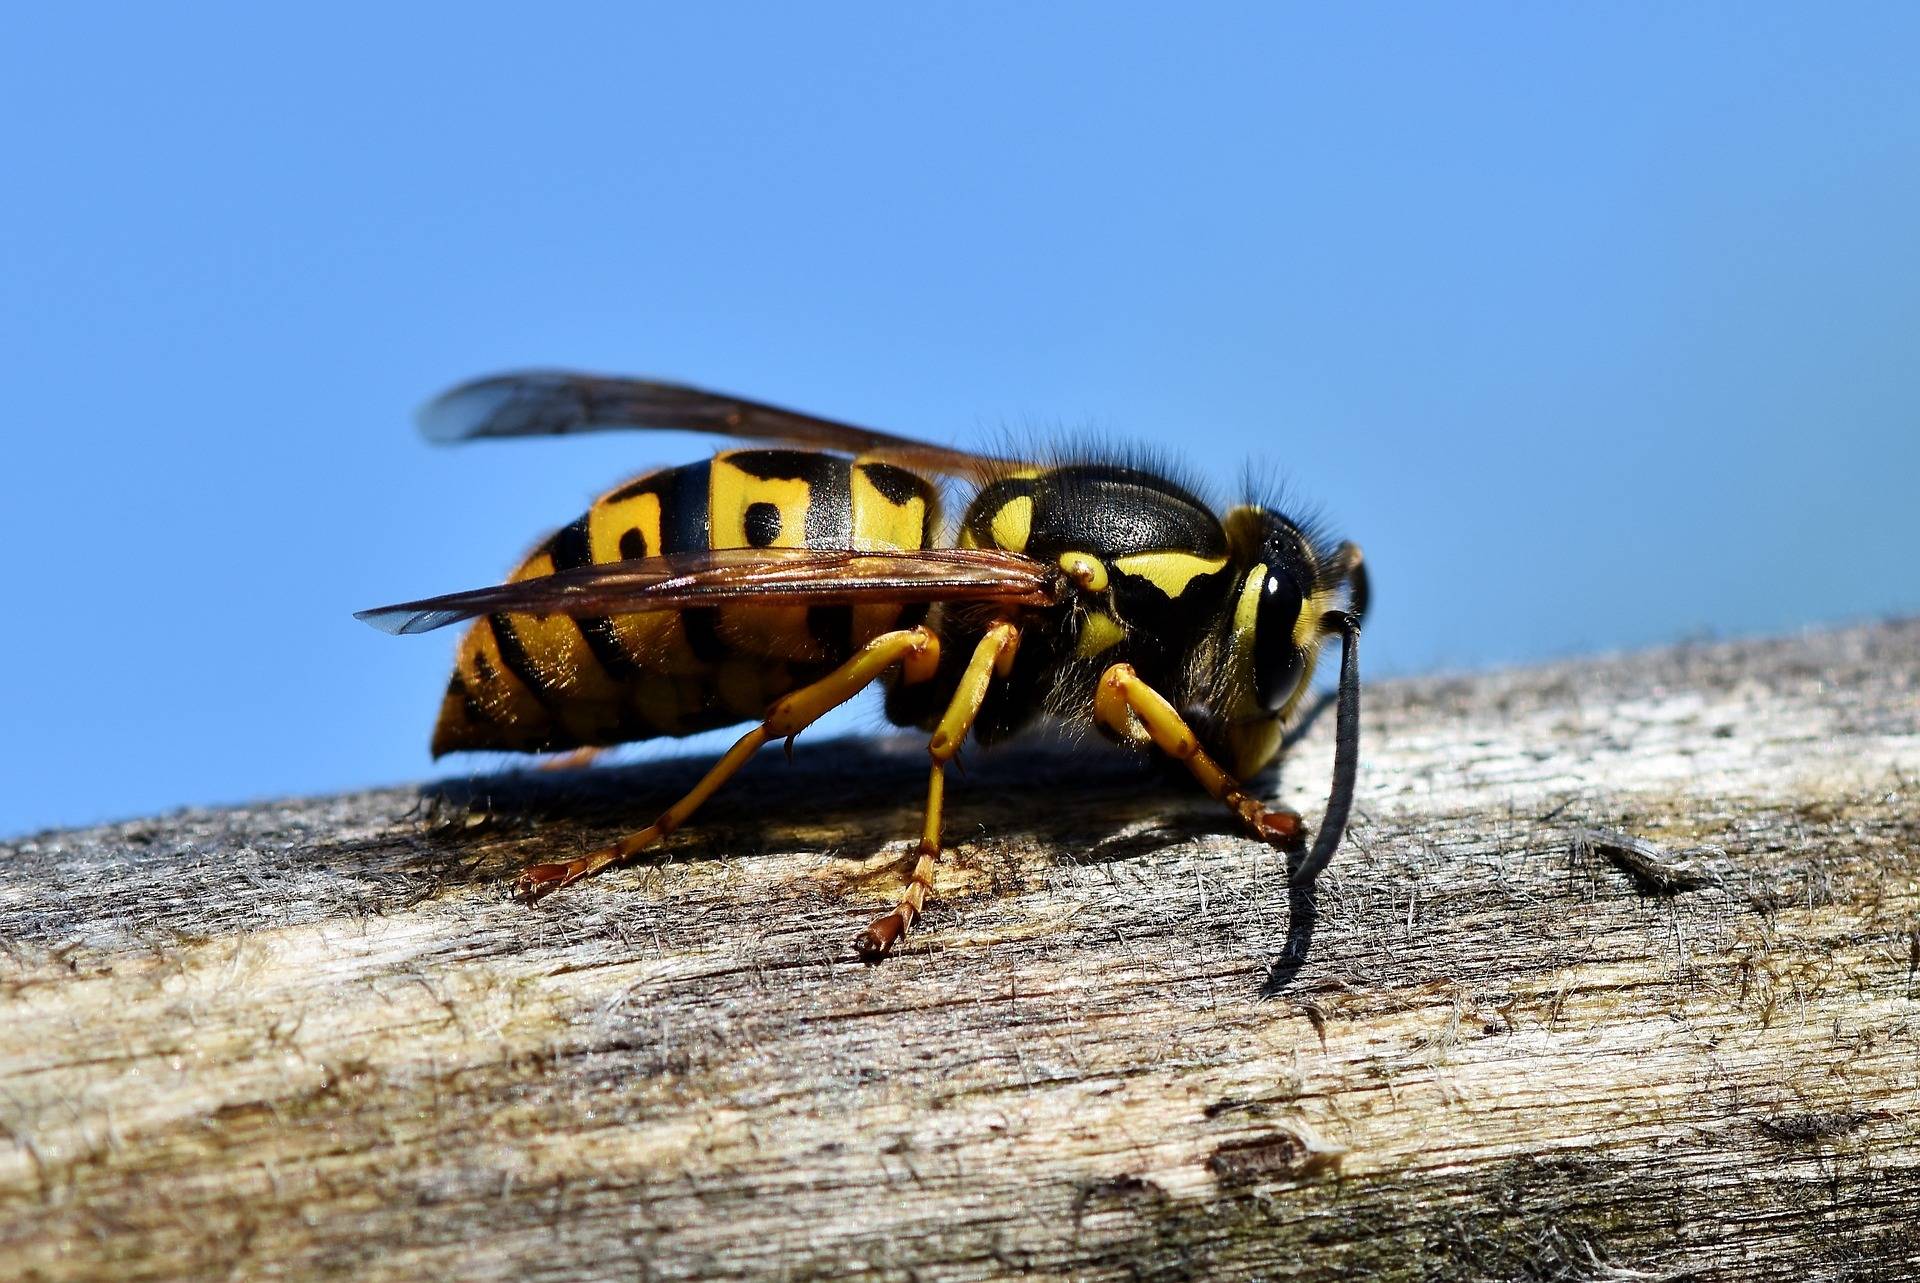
<box><xmin>3</xmin><ymin>621</ymin><xmax>1918</xmax><ymax>1281</ymax></box>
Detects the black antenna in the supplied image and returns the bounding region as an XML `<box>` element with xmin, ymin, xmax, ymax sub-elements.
<box><xmin>1290</xmin><ymin>610</ymin><xmax>1360</xmax><ymax>888</ymax></box>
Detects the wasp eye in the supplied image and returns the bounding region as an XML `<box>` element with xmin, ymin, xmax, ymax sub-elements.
<box><xmin>1253</xmin><ymin>570</ymin><xmax>1306</xmax><ymax>713</ymax></box>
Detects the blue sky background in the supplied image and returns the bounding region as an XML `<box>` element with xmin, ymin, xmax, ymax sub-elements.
<box><xmin>3</xmin><ymin>4</ymin><xmax>1916</xmax><ymax>836</ymax></box>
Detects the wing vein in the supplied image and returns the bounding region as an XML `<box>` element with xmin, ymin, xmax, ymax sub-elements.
<box><xmin>356</xmin><ymin>548</ymin><xmax>1062</xmax><ymax>636</ymax></box>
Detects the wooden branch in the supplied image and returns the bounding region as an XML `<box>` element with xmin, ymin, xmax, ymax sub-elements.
<box><xmin>4</xmin><ymin>621</ymin><xmax>1919</xmax><ymax>1281</ymax></box>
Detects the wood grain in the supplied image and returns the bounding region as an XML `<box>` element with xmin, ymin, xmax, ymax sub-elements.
<box><xmin>4</xmin><ymin>621</ymin><xmax>1918</xmax><ymax>1281</ymax></box>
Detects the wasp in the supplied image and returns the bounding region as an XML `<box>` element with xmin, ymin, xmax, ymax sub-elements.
<box><xmin>358</xmin><ymin>371</ymin><xmax>1367</xmax><ymax>958</ymax></box>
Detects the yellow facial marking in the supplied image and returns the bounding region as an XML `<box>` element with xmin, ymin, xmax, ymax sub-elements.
<box><xmin>1075</xmin><ymin>610</ymin><xmax>1126</xmax><ymax>658</ymax></box>
<box><xmin>1113</xmin><ymin>552</ymin><xmax>1229</xmax><ymax>598</ymax></box>
<box><xmin>989</xmin><ymin>495</ymin><xmax>1033</xmax><ymax>551</ymax></box>
<box><xmin>1233</xmin><ymin>564</ymin><xmax>1267</xmax><ymax>640</ymax></box>
<box><xmin>1294</xmin><ymin>589</ymin><xmax>1333</xmax><ymax>648</ymax></box>
<box><xmin>1057</xmin><ymin>551</ymin><xmax>1109</xmax><ymax>593</ymax></box>
<box><xmin>1222</xmin><ymin>566</ymin><xmax>1269</xmax><ymax>719</ymax></box>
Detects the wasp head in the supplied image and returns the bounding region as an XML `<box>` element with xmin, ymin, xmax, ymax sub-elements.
<box><xmin>1208</xmin><ymin>506</ymin><xmax>1365</xmax><ymax>777</ymax></box>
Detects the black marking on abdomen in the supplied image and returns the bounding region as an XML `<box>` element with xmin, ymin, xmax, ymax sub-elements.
<box><xmin>803</xmin><ymin>455</ymin><xmax>854</xmax><ymax>545</ymax></box>
<box><xmin>487</xmin><ymin>614</ymin><xmax>559</xmax><ymax>705</ymax></box>
<box><xmin>680</xmin><ymin>606</ymin><xmax>729</xmax><ymax>662</ymax></box>
<box><xmin>619</xmin><ymin>529</ymin><xmax>649</xmax><ymax>560</ymax></box>
<box><xmin>548</xmin><ymin>517</ymin><xmax>646</xmax><ymax>679</ymax></box>
<box><xmin>802</xmin><ymin>458</ymin><xmax>860</xmax><ymax>661</ymax></box>
<box><xmin>744</xmin><ymin>501</ymin><xmax>783</xmax><ymax>547</ymax></box>
<box><xmin>552</xmin><ymin>515</ymin><xmax>592</xmax><ymax>568</ymax></box>
<box><xmin>725</xmin><ymin>449</ymin><xmax>831</xmax><ymax>482</ymax></box>
<box><xmin>446</xmin><ymin>674</ymin><xmax>496</xmax><ymax>727</ymax></box>
<box><xmin>858</xmin><ymin>460</ymin><xmax>927</xmax><ymax>506</ymax></box>
<box><xmin>663</xmin><ymin>461</ymin><xmax>721</xmax><ymax>659</ymax></box>
<box><xmin>579</xmin><ymin>616</ymin><xmax>647</xmax><ymax>679</ymax></box>
<box><xmin>662</xmin><ymin>460</ymin><xmax>712</xmax><ymax>554</ymax></box>
<box><xmin>603</xmin><ymin>472</ymin><xmax>660</xmax><ymax>505</ymax></box>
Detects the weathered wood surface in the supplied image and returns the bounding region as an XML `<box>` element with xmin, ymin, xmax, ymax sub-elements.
<box><xmin>4</xmin><ymin>621</ymin><xmax>1919</xmax><ymax>1282</ymax></box>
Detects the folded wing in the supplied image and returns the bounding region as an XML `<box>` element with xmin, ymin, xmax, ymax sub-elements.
<box><xmin>356</xmin><ymin>547</ymin><xmax>1062</xmax><ymax>636</ymax></box>
<box><xmin>417</xmin><ymin>370</ymin><xmax>1011</xmax><ymax>480</ymax></box>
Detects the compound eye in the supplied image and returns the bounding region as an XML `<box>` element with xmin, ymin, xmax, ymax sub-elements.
<box><xmin>1253</xmin><ymin>570</ymin><xmax>1306</xmax><ymax>713</ymax></box>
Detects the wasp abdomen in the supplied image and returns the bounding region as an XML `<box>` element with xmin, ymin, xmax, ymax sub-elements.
<box><xmin>431</xmin><ymin>450</ymin><xmax>938</xmax><ymax>756</ymax></box>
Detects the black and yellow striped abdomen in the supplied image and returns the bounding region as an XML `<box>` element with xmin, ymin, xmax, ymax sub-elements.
<box><xmin>432</xmin><ymin>449</ymin><xmax>938</xmax><ymax>756</ymax></box>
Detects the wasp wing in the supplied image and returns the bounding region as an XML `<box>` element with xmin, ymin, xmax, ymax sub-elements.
<box><xmin>417</xmin><ymin>370</ymin><xmax>1010</xmax><ymax>480</ymax></box>
<box><xmin>356</xmin><ymin>547</ymin><xmax>1061</xmax><ymax>636</ymax></box>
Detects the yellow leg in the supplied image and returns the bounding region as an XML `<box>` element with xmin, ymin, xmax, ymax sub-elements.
<box><xmin>856</xmin><ymin>621</ymin><xmax>1019</xmax><ymax>959</ymax></box>
<box><xmin>538</xmin><ymin>746</ymin><xmax>605</xmax><ymax>772</ymax></box>
<box><xmin>1093</xmin><ymin>663</ymin><xmax>1305</xmax><ymax>848</ymax></box>
<box><xmin>516</xmin><ymin>625</ymin><xmax>942</xmax><ymax>902</ymax></box>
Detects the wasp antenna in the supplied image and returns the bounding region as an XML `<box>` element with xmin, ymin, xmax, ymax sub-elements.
<box><xmin>1340</xmin><ymin>546</ymin><xmax>1370</xmax><ymax>628</ymax></box>
<box><xmin>1290</xmin><ymin>611</ymin><xmax>1360</xmax><ymax>889</ymax></box>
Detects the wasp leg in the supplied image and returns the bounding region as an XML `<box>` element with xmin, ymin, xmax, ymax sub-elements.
<box><xmin>1093</xmin><ymin>663</ymin><xmax>1307</xmax><ymax>848</ymax></box>
<box><xmin>515</xmin><ymin>625</ymin><xmax>942</xmax><ymax>902</ymax></box>
<box><xmin>856</xmin><ymin>621</ymin><xmax>1020</xmax><ymax>960</ymax></box>
<box><xmin>538</xmin><ymin>746</ymin><xmax>605</xmax><ymax>772</ymax></box>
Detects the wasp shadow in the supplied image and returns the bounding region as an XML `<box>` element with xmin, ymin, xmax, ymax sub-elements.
<box><xmin>408</xmin><ymin>734</ymin><xmax>1195</xmax><ymax>873</ymax></box>
<box><xmin>380</xmin><ymin>729</ymin><xmax>1325</xmax><ymax>981</ymax></box>
<box><xmin>1257</xmin><ymin>878</ymin><xmax>1323</xmax><ymax>999</ymax></box>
